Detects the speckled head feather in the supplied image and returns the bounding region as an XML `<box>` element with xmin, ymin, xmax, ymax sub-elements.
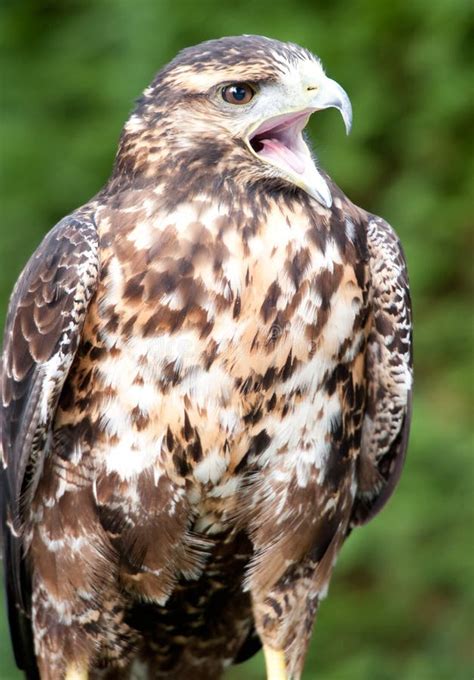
<box><xmin>156</xmin><ymin>35</ymin><xmax>318</xmax><ymax>86</ymax></box>
<box><xmin>110</xmin><ymin>35</ymin><xmax>341</xmax><ymax>209</ymax></box>
<box><xmin>1</xmin><ymin>34</ymin><xmax>411</xmax><ymax>680</ymax></box>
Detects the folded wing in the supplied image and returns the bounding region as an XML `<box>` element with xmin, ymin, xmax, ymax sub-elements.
<box><xmin>352</xmin><ymin>216</ymin><xmax>413</xmax><ymax>525</ymax></box>
<box><xmin>0</xmin><ymin>212</ymin><xmax>99</xmax><ymax>675</ymax></box>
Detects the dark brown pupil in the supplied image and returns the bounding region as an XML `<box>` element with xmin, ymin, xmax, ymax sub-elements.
<box><xmin>222</xmin><ymin>84</ymin><xmax>253</xmax><ymax>105</ymax></box>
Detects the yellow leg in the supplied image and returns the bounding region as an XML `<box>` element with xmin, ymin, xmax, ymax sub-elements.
<box><xmin>263</xmin><ymin>645</ymin><xmax>288</xmax><ymax>680</ymax></box>
<box><xmin>65</xmin><ymin>663</ymin><xmax>88</xmax><ymax>680</ymax></box>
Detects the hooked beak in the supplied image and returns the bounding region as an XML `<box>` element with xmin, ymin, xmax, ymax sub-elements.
<box><xmin>246</xmin><ymin>76</ymin><xmax>352</xmax><ymax>208</ymax></box>
<box><xmin>310</xmin><ymin>77</ymin><xmax>352</xmax><ymax>135</ymax></box>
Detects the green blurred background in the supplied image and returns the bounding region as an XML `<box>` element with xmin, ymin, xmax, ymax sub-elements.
<box><xmin>0</xmin><ymin>1</ymin><xmax>472</xmax><ymax>678</ymax></box>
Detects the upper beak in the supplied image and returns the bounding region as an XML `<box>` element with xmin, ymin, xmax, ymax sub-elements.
<box><xmin>309</xmin><ymin>76</ymin><xmax>352</xmax><ymax>134</ymax></box>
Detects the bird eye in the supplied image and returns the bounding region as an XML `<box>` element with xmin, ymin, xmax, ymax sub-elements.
<box><xmin>221</xmin><ymin>83</ymin><xmax>255</xmax><ymax>105</ymax></box>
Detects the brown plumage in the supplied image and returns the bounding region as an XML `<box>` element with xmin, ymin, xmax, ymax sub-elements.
<box><xmin>1</xmin><ymin>36</ymin><xmax>412</xmax><ymax>680</ymax></box>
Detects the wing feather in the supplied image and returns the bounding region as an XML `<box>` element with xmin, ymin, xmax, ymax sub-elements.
<box><xmin>0</xmin><ymin>211</ymin><xmax>99</xmax><ymax>674</ymax></box>
<box><xmin>351</xmin><ymin>216</ymin><xmax>413</xmax><ymax>525</ymax></box>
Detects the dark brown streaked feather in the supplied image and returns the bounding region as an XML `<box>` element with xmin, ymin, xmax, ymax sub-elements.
<box><xmin>0</xmin><ymin>211</ymin><xmax>99</xmax><ymax>675</ymax></box>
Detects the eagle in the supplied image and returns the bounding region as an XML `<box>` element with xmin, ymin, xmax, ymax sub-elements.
<box><xmin>1</xmin><ymin>35</ymin><xmax>412</xmax><ymax>680</ymax></box>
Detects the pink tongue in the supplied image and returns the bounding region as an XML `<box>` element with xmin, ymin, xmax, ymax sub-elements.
<box><xmin>259</xmin><ymin>138</ymin><xmax>306</xmax><ymax>174</ymax></box>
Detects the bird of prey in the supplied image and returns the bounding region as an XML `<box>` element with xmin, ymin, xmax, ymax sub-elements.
<box><xmin>1</xmin><ymin>35</ymin><xmax>412</xmax><ymax>680</ymax></box>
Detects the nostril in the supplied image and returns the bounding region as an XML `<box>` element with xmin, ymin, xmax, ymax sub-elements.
<box><xmin>306</xmin><ymin>85</ymin><xmax>319</xmax><ymax>92</ymax></box>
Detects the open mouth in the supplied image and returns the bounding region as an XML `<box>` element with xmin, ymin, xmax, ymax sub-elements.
<box><xmin>248</xmin><ymin>110</ymin><xmax>312</xmax><ymax>176</ymax></box>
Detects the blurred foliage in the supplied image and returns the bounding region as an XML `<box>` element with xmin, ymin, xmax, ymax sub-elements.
<box><xmin>0</xmin><ymin>0</ymin><xmax>473</xmax><ymax>678</ymax></box>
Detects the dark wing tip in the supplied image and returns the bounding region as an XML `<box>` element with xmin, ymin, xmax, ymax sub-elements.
<box><xmin>352</xmin><ymin>389</ymin><xmax>412</xmax><ymax>526</ymax></box>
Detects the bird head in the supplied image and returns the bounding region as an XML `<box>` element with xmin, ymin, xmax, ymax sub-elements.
<box><xmin>116</xmin><ymin>36</ymin><xmax>352</xmax><ymax>209</ymax></box>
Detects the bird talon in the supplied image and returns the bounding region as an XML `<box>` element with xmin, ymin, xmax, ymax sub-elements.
<box><xmin>263</xmin><ymin>645</ymin><xmax>288</xmax><ymax>680</ymax></box>
<box><xmin>65</xmin><ymin>663</ymin><xmax>88</xmax><ymax>680</ymax></box>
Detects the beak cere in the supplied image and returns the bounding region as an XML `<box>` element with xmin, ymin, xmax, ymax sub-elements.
<box><xmin>247</xmin><ymin>76</ymin><xmax>352</xmax><ymax>209</ymax></box>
